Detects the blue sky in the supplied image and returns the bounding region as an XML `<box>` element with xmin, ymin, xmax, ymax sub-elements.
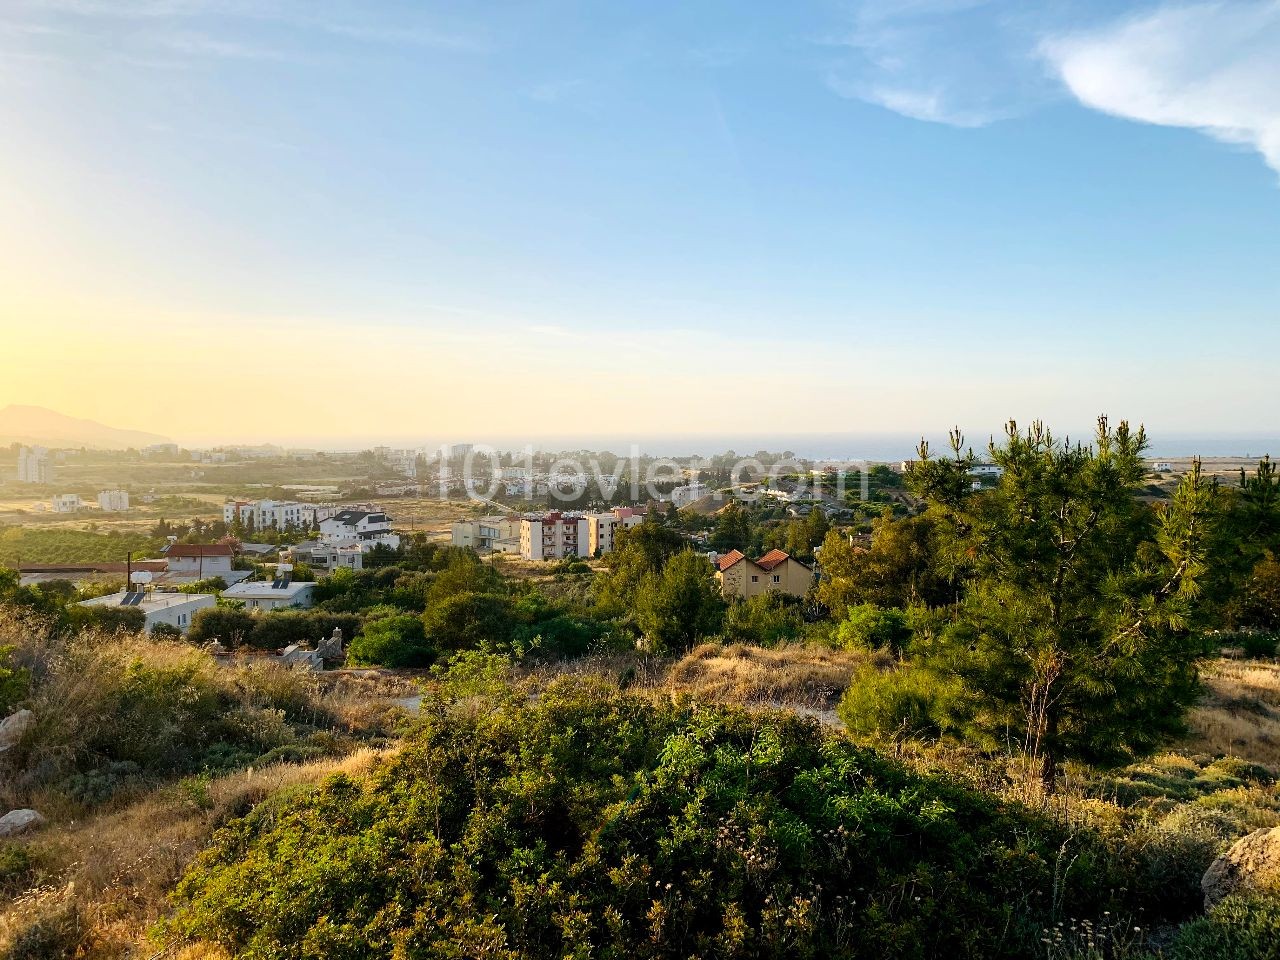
<box><xmin>1</xmin><ymin>1</ymin><xmax>1278</xmax><ymax>448</ymax></box>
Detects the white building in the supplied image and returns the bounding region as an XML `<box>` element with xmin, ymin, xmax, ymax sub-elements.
<box><xmin>142</xmin><ymin>443</ymin><xmax>181</xmax><ymax>457</ymax></box>
<box><xmin>221</xmin><ymin>580</ymin><xmax>317</xmax><ymax>611</ymax></box>
<box><xmin>969</xmin><ymin>463</ymin><xmax>1004</xmax><ymax>480</ymax></box>
<box><xmin>17</xmin><ymin>446</ymin><xmax>51</xmax><ymax>484</ymax></box>
<box><xmin>98</xmin><ymin>489</ymin><xmax>130</xmax><ymax>512</ymax></box>
<box><xmin>1151</xmin><ymin>461</ymin><xmax>1174</xmax><ymax>473</ymax></box>
<box><xmin>223</xmin><ymin>499</ymin><xmax>334</xmax><ymax>531</ymax></box>
<box><xmin>587</xmin><ymin>508</ymin><xmax>645</xmax><ymax>556</ymax></box>
<box><xmin>51</xmin><ymin>493</ymin><xmax>81</xmax><ymax>513</ymax></box>
<box><xmin>320</xmin><ymin>510</ymin><xmax>400</xmax><ymax>550</ymax></box>
<box><xmin>670</xmin><ymin>481</ymin><xmax>710</xmax><ymax>508</ymax></box>
<box><xmin>289</xmin><ymin>541</ymin><xmax>365</xmax><ymax>571</ymax></box>
<box><xmin>452</xmin><ymin>515</ymin><xmax>523</xmax><ymax>552</ymax></box>
<box><xmin>164</xmin><ymin>543</ymin><xmax>235</xmax><ymax>580</ymax></box>
<box><xmin>520</xmin><ymin>513</ymin><xmax>589</xmax><ymax>561</ymax></box>
<box><xmin>77</xmin><ymin>590</ymin><xmax>216</xmax><ymax>634</ymax></box>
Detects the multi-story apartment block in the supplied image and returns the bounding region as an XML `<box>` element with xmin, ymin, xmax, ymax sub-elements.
<box><xmin>17</xmin><ymin>446</ymin><xmax>51</xmax><ymax>484</ymax></box>
<box><xmin>587</xmin><ymin>508</ymin><xmax>645</xmax><ymax>556</ymax></box>
<box><xmin>520</xmin><ymin>513</ymin><xmax>589</xmax><ymax>561</ymax></box>
<box><xmin>51</xmin><ymin>493</ymin><xmax>81</xmax><ymax>513</ymax></box>
<box><xmin>98</xmin><ymin>489</ymin><xmax>130</xmax><ymax>512</ymax></box>
<box><xmin>670</xmin><ymin>481</ymin><xmax>711</xmax><ymax>508</ymax></box>
<box><xmin>222</xmin><ymin>499</ymin><xmax>338</xmax><ymax>530</ymax></box>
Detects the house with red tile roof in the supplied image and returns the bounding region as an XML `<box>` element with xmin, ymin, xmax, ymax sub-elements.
<box><xmin>714</xmin><ymin>549</ymin><xmax>813</xmax><ymax>600</ymax></box>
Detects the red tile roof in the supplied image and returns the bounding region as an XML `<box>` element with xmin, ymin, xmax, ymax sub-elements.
<box><xmin>716</xmin><ymin>549</ymin><xmax>746</xmax><ymax>572</ymax></box>
<box><xmin>755</xmin><ymin>549</ymin><xmax>792</xmax><ymax>571</ymax></box>
<box><xmin>164</xmin><ymin>544</ymin><xmax>233</xmax><ymax>558</ymax></box>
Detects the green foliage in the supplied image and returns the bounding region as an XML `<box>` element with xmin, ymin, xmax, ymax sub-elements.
<box><xmin>816</xmin><ymin>513</ymin><xmax>950</xmax><ymax>617</ymax></box>
<box><xmin>421</xmin><ymin>592</ymin><xmax>515</xmax><ymax>653</ymax></box>
<box><xmin>1168</xmin><ymin>895</ymin><xmax>1280</xmax><ymax>960</ymax></box>
<box><xmin>838</xmin><ymin>663</ymin><xmax>958</xmax><ymax>742</ymax></box>
<box><xmin>0</xmin><ymin>525</ymin><xmax>162</xmax><ymax>566</ymax></box>
<box><xmin>835</xmin><ymin>604</ymin><xmax>911</xmax><ymax>654</ymax></box>
<box><xmin>349</xmin><ymin>614</ymin><xmax>432</xmax><ymax>668</ymax></box>
<box><xmin>905</xmin><ymin>418</ymin><xmax>1220</xmax><ymax>787</ymax></box>
<box><xmin>634</xmin><ymin>549</ymin><xmax>725</xmax><ymax>653</ymax></box>
<box><xmin>168</xmin><ymin>679</ymin><xmax>1204</xmax><ymax>960</ymax></box>
<box><xmin>723</xmin><ymin>592</ymin><xmax>804</xmax><ymax>646</ymax></box>
<box><xmin>0</xmin><ymin>643</ymin><xmax>29</xmax><ymax>714</ymax></box>
<box><xmin>189</xmin><ymin>607</ymin><xmax>361</xmax><ymax>651</ymax></box>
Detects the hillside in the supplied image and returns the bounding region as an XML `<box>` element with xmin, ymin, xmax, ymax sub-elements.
<box><xmin>0</xmin><ymin>404</ymin><xmax>170</xmax><ymax>450</ymax></box>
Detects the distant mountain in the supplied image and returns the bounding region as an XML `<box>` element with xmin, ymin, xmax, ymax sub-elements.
<box><xmin>0</xmin><ymin>405</ymin><xmax>171</xmax><ymax>450</ymax></box>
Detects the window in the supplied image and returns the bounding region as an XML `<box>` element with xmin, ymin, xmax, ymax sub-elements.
<box><xmin>772</xmin><ymin>575</ymin><xmax>781</xmax><ymax>584</ymax></box>
<box><xmin>751</xmin><ymin>575</ymin><xmax>759</xmax><ymax>583</ymax></box>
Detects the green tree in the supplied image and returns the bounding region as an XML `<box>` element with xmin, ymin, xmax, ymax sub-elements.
<box><xmin>350</xmin><ymin>614</ymin><xmax>433</xmax><ymax>667</ymax></box>
<box><xmin>906</xmin><ymin>418</ymin><xmax>1219</xmax><ymax>790</ymax></box>
<box><xmin>634</xmin><ymin>549</ymin><xmax>724</xmax><ymax>653</ymax></box>
<box><xmin>709</xmin><ymin>502</ymin><xmax>751</xmax><ymax>553</ymax></box>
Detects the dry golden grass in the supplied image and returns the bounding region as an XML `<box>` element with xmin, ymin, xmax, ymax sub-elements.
<box><xmin>1182</xmin><ymin>659</ymin><xmax>1280</xmax><ymax>771</ymax></box>
<box><xmin>0</xmin><ymin>750</ymin><xmax>388</xmax><ymax>959</ymax></box>
<box><xmin>663</xmin><ymin>642</ymin><xmax>886</xmax><ymax>713</ymax></box>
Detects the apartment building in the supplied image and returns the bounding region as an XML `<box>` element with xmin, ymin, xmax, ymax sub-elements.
<box><xmin>587</xmin><ymin>508</ymin><xmax>644</xmax><ymax>556</ymax></box>
<box><xmin>98</xmin><ymin>489</ymin><xmax>130</xmax><ymax>512</ymax></box>
<box><xmin>670</xmin><ymin>481</ymin><xmax>711</xmax><ymax>508</ymax></box>
<box><xmin>223</xmin><ymin>499</ymin><xmax>337</xmax><ymax>530</ymax></box>
<box><xmin>17</xmin><ymin>446</ymin><xmax>51</xmax><ymax>484</ymax></box>
<box><xmin>520</xmin><ymin>512</ymin><xmax>589</xmax><ymax>561</ymax></box>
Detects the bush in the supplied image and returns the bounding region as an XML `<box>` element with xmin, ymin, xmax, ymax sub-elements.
<box><xmin>189</xmin><ymin>607</ymin><xmax>256</xmax><ymax>646</ymax></box>
<box><xmin>168</xmin><ymin>678</ymin><xmax>1191</xmax><ymax>960</ymax></box>
<box><xmin>835</xmin><ymin>604</ymin><xmax>911</xmax><ymax>655</ymax></box>
<box><xmin>1168</xmin><ymin>895</ymin><xmax>1280</xmax><ymax>959</ymax></box>
<box><xmin>349</xmin><ymin>614</ymin><xmax>433</xmax><ymax>668</ymax></box>
<box><xmin>422</xmin><ymin>592</ymin><xmax>515</xmax><ymax>653</ymax></box>
<box><xmin>723</xmin><ymin>593</ymin><xmax>804</xmax><ymax>646</ymax></box>
<box><xmin>838</xmin><ymin>662</ymin><xmax>959</xmax><ymax>742</ymax></box>
<box><xmin>245</xmin><ymin>611</ymin><xmax>362</xmax><ymax>651</ymax></box>
<box><xmin>0</xmin><ymin>644</ymin><xmax>29</xmax><ymax>714</ymax></box>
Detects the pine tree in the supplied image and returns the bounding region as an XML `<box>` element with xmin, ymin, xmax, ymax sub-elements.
<box><xmin>907</xmin><ymin>417</ymin><xmax>1219</xmax><ymax>791</ymax></box>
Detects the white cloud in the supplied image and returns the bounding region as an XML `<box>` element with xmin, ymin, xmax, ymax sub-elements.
<box><xmin>1042</xmin><ymin>1</ymin><xmax>1280</xmax><ymax>174</ymax></box>
<box><xmin>822</xmin><ymin>0</ymin><xmax>1057</xmax><ymax>127</ymax></box>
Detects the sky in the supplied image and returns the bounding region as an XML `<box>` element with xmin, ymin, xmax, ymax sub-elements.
<box><xmin>1</xmin><ymin>0</ymin><xmax>1278</xmax><ymax>451</ymax></box>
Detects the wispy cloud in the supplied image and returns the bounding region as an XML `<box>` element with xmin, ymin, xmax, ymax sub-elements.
<box><xmin>11</xmin><ymin>0</ymin><xmax>492</xmax><ymax>54</ymax></box>
<box><xmin>1041</xmin><ymin>1</ymin><xmax>1280</xmax><ymax>176</ymax></box>
<box><xmin>821</xmin><ymin>0</ymin><xmax>1055</xmax><ymax>127</ymax></box>
<box><xmin>159</xmin><ymin>31</ymin><xmax>292</xmax><ymax>61</ymax></box>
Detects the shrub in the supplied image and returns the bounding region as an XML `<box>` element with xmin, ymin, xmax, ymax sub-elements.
<box><xmin>723</xmin><ymin>593</ymin><xmax>805</xmax><ymax>647</ymax></box>
<box><xmin>246</xmin><ymin>611</ymin><xmax>362</xmax><ymax>651</ymax></box>
<box><xmin>0</xmin><ymin>644</ymin><xmax>29</xmax><ymax>714</ymax></box>
<box><xmin>838</xmin><ymin>661</ymin><xmax>959</xmax><ymax>742</ymax></box>
<box><xmin>349</xmin><ymin>614</ymin><xmax>433</xmax><ymax>668</ymax></box>
<box><xmin>835</xmin><ymin>604</ymin><xmax>911</xmax><ymax>655</ymax></box>
<box><xmin>422</xmin><ymin>592</ymin><xmax>515</xmax><ymax>653</ymax></box>
<box><xmin>1168</xmin><ymin>895</ymin><xmax>1280</xmax><ymax>959</ymax></box>
<box><xmin>168</xmin><ymin>678</ymin><xmax>1187</xmax><ymax>960</ymax></box>
<box><xmin>189</xmin><ymin>607</ymin><xmax>256</xmax><ymax>647</ymax></box>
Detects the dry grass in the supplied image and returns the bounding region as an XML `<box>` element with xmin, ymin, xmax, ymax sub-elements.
<box><xmin>0</xmin><ymin>750</ymin><xmax>388</xmax><ymax>959</ymax></box>
<box><xmin>663</xmin><ymin>642</ymin><xmax>886</xmax><ymax>714</ymax></box>
<box><xmin>1182</xmin><ymin>659</ymin><xmax>1280</xmax><ymax>771</ymax></box>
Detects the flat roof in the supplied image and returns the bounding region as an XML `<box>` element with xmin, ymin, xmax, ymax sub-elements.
<box><xmin>222</xmin><ymin>580</ymin><xmax>316</xmax><ymax>598</ymax></box>
<box><xmin>77</xmin><ymin>591</ymin><xmax>216</xmax><ymax>612</ymax></box>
